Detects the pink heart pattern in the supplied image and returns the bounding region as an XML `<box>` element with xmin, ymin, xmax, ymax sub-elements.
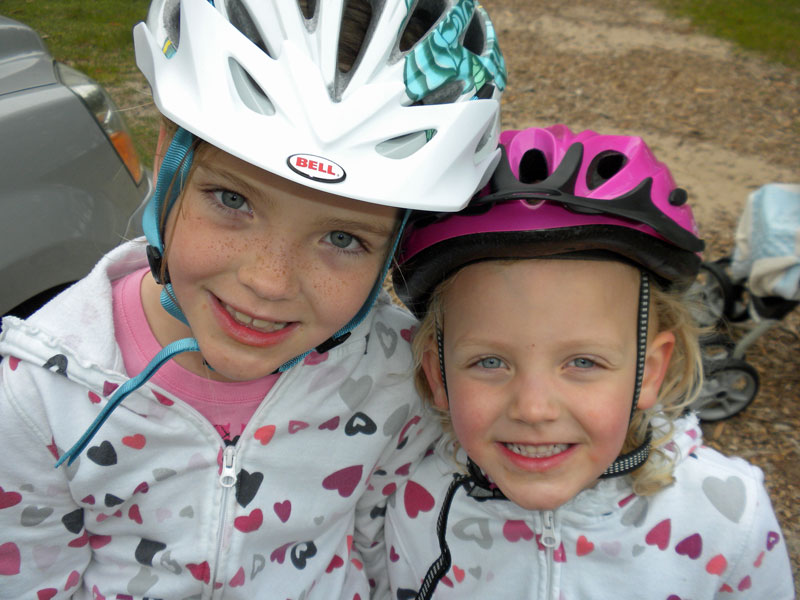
<box><xmin>502</xmin><ymin>520</ymin><xmax>534</xmax><ymax>543</ymax></box>
<box><xmin>675</xmin><ymin>533</ymin><xmax>703</xmax><ymax>559</ymax></box>
<box><xmin>645</xmin><ymin>519</ymin><xmax>671</xmax><ymax>550</ymax></box>
<box><xmin>322</xmin><ymin>465</ymin><xmax>363</xmax><ymax>498</ymax></box>
<box><xmin>403</xmin><ymin>480</ymin><xmax>434</xmax><ymax>519</ymax></box>
<box><xmin>273</xmin><ymin>500</ymin><xmax>291</xmax><ymax>523</ymax></box>
<box><xmin>0</xmin><ymin>541</ymin><xmax>21</xmax><ymax>575</ymax></box>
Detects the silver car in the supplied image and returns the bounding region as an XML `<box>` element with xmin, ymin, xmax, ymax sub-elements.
<box><xmin>0</xmin><ymin>16</ymin><xmax>152</xmax><ymax>318</ymax></box>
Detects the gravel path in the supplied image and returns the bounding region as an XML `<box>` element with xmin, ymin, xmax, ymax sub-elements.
<box><xmin>481</xmin><ymin>0</ymin><xmax>799</xmax><ymax>590</ymax></box>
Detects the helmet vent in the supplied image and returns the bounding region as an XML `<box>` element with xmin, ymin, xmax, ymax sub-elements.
<box><xmin>586</xmin><ymin>151</ymin><xmax>627</xmax><ymax>190</ymax></box>
<box><xmin>337</xmin><ymin>0</ymin><xmax>373</xmax><ymax>73</ymax></box>
<box><xmin>226</xmin><ymin>0</ymin><xmax>272</xmax><ymax>57</ymax></box>
<box><xmin>462</xmin><ymin>10</ymin><xmax>485</xmax><ymax>55</ymax></box>
<box><xmin>297</xmin><ymin>0</ymin><xmax>317</xmax><ymax>20</ymax></box>
<box><xmin>229</xmin><ymin>58</ymin><xmax>276</xmax><ymax>116</ymax></box>
<box><xmin>164</xmin><ymin>0</ymin><xmax>181</xmax><ymax>50</ymax></box>
<box><xmin>400</xmin><ymin>0</ymin><xmax>445</xmax><ymax>52</ymax></box>
<box><xmin>413</xmin><ymin>80</ymin><xmax>463</xmax><ymax>105</ymax></box>
<box><xmin>376</xmin><ymin>130</ymin><xmax>436</xmax><ymax>159</ymax></box>
<box><xmin>518</xmin><ymin>149</ymin><xmax>550</xmax><ymax>184</ymax></box>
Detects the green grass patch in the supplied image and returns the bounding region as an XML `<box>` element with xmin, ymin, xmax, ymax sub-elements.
<box><xmin>3</xmin><ymin>0</ymin><xmax>157</xmax><ymax>163</ymax></box>
<box><xmin>3</xmin><ymin>0</ymin><xmax>150</xmax><ymax>84</ymax></box>
<box><xmin>654</xmin><ymin>0</ymin><xmax>800</xmax><ymax>69</ymax></box>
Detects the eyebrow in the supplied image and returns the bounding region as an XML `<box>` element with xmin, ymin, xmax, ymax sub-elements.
<box><xmin>320</xmin><ymin>216</ymin><xmax>397</xmax><ymax>239</ymax></box>
<box><xmin>193</xmin><ymin>163</ymin><xmax>264</xmax><ymax>202</ymax></box>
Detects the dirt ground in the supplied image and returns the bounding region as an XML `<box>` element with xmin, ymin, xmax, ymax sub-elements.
<box><xmin>114</xmin><ymin>0</ymin><xmax>799</xmax><ymax>592</ymax></box>
<box><xmin>480</xmin><ymin>0</ymin><xmax>799</xmax><ymax>591</ymax></box>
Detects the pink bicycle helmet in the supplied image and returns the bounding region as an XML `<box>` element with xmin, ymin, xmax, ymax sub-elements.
<box><xmin>393</xmin><ymin>124</ymin><xmax>704</xmax><ymax>317</ymax></box>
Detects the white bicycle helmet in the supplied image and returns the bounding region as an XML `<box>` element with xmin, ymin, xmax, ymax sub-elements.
<box><xmin>57</xmin><ymin>0</ymin><xmax>507</xmax><ymax>468</ymax></box>
<box><xmin>134</xmin><ymin>0</ymin><xmax>506</xmax><ymax>211</ymax></box>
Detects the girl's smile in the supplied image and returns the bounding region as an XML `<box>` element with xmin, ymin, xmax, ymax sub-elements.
<box><xmin>422</xmin><ymin>259</ymin><xmax>674</xmax><ymax>511</ymax></box>
<box><xmin>142</xmin><ymin>146</ymin><xmax>400</xmax><ymax>382</ymax></box>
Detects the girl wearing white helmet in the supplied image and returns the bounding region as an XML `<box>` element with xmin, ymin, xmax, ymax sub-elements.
<box><xmin>385</xmin><ymin>125</ymin><xmax>793</xmax><ymax>599</ymax></box>
<box><xmin>0</xmin><ymin>1</ymin><xmax>505</xmax><ymax>598</ymax></box>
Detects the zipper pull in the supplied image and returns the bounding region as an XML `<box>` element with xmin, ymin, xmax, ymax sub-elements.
<box><xmin>541</xmin><ymin>511</ymin><xmax>557</xmax><ymax>548</ymax></box>
<box><xmin>220</xmin><ymin>445</ymin><xmax>237</xmax><ymax>488</ymax></box>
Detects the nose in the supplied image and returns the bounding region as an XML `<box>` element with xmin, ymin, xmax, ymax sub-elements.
<box><xmin>236</xmin><ymin>234</ymin><xmax>302</xmax><ymax>301</ymax></box>
<box><xmin>506</xmin><ymin>373</ymin><xmax>562</xmax><ymax>424</ymax></box>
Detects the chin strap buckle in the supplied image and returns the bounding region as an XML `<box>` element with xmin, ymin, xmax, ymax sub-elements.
<box><xmin>314</xmin><ymin>332</ymin><xmax>352</xmax><ymax>355</ymax></box>
<box><xmin>146</xmin><ymin>245</ymin><xmax>170</xmax><ymax>285</ymax></box>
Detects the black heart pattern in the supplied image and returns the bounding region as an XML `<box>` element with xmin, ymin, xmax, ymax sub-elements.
<box><xmin>87</xmin><ymin>441</ymin><xmax>117</xmax><ymax>466</ymax></box>
<box><xmin>345</xmin><ymin>412</ymin><xmax>377</xmax><ymax>436</ymax></box>
<box><xmin>61</xmin><ymin>508</ymin><xmax>84</xmax><ymax>534</ymax></box>
<box><xmin>135</xmin><ymin>538</ymin><xmax>167</xmax><ymax>566</ymax></box>
<box><xmin>290</xmin><ymin>541</ymin><xmax>317</xmax><ymax>570</ymax></box>
<box><xmin>42</xmin><ymin>354</ymin><xmax>68</xmax><ymax>376</ymax></box>
<box><xmin>236</xmin><ymin>469</ymin><xmax>264</xmax><ymax>508</ymax></box>
<box><xmin>105</xmin><ymin>493</ymin><xmax>125</xmax><ymax>507</ymax></box>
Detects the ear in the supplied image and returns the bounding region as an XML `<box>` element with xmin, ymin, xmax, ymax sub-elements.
<box><xmin>421</xmin><ymin>343</ymin><xmax>449</xmax><ymax>411</ymax></box>
<box><xmin>636</xmin><ymin>330</ymin><xmax>675</xmax><ymax>411</ymax></box>
<box><xmin>152</xmin><ymin>121</ymin><xmax>170</xmax><ymax>184</ymax></box>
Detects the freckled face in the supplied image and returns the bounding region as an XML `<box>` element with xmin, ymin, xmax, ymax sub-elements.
<box><xmin>425</xmin><ymin>259</ymin><xmax>671</xmax><ymax>511</ymax></box>
<box><xmin>142</xmin><ymin>146</ymin><xmax>399</xmax><ymax>381</ymax></box>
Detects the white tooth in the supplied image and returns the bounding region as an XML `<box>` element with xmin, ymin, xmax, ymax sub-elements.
<box><xmin>506</xmin><ymin>443</ymin><xmax>569</xmax><ymax>458</ymax></box>
<box><xmin>252</xmin><ymin>318</ymin><xmax>282</xmax><ymax>331</ymax></box>
<box><xmin>234</xmin><ymin>310</ymin><xmax>253</xmax><ymax>325</ymax></box>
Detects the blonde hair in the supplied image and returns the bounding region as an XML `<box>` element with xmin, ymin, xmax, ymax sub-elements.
<box><xmin>411</xmin><ymin>265</ymin><xmax>704</xmax><ymax>497</ymax></box>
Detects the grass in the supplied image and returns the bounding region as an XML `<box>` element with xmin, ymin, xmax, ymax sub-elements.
<box><xmin>2</xmin><ymin>0</ymin><xmax>158</xmax><ymax>164</ymax></box>
<box><xmin>654</xmin><ymin>0</ymin><xmax>800</xmax><ymax>70</ymax></box>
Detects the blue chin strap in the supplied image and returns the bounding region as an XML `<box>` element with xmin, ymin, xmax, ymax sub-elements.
<box><xmin>56</xmin><ymin>125</ymin><xmax>409</xmax><ymax>467</ymax></box>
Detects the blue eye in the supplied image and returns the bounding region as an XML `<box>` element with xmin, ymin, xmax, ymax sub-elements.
<box><xmin>214</xmin><ymin>189</ymin><xmax>249</xmax><ymax>212</ymax></box>
<box><xmin>570</xmin><ymin>357</ymin><xmax>596</xmax><ymax>369</ymax></box>
<box><xmin>478</xmin><ymin>357</ymin><xmax>504</xmax><ymax>369</ymax></box>
<box><xmin>327</xmin><ymin>231</ymin><xmax>363</xmax><ymax>251</ymax></box>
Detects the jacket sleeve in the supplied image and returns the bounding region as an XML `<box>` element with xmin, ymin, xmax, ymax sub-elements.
<box><xmin>0</xmin><ymin>358</ymin><xmax>91</xmax><ymax>599</ymax></box>
<box><xmin>347</xmin><ymin>302</ymin><xmax>444</xmax><ymax>599</ymax></box>
<box><xmin>353</xmin><ymin>399</ymin><xmax>442</xmax><ymax>599</ymax></box>
<box><xmin>716</xmin><ymin>460</ymin><xmax>795</xmax><ymax>599</ymax></box>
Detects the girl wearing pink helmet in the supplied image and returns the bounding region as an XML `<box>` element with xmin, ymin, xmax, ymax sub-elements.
<box><xmin>0</xmin><ymin>1</ymin><xmax>507</xmax><ymax>598</ymax></box>
<box><xmin>385</xmin><ymin>125</ymin><xmax>793</xmax><ymax>599</ymax></box>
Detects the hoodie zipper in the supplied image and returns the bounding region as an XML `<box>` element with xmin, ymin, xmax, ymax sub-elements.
<box><xmin>206</xmin><ymin>367</ymin><xmax>299</xmax><ymax>597</ymax></box>
<box><xmin>210</xmin><ymin>444</ymin><xmax>237</xmax><ymax>596</ymax></box>
<box><xmin>540</xmin><ymin>511</ymin><xmax>557</xmax><ymax>599</ymax></box>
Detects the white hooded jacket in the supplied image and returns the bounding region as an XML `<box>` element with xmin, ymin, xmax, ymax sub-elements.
<box><xmin>385</xmin><ymin>416</ymin><xmax>794</xmax><ymax>599</ymax></box>
<box><xmin>0</xmin><ymin>240</ymin><xmax>441</xmax><ymax>600</ymax></box>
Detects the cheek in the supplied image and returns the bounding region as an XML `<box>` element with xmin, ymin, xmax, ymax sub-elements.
<box><xmin>308</xmin><ymin>256</ymin><xmax>384</xmax><ymax>320</ymax></box>
<box><xmin>448</xmin><ymin>396</ymin><xmax>493</xmax><ymax>452</ymax></box>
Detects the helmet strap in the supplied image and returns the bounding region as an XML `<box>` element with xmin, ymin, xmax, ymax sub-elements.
<box><xmin>601</xmin><ymin>270</ymin><xmax>651</xmax><ymax>478</ymax></box>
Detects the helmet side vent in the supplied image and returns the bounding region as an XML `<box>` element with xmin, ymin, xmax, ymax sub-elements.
<box><xmin>228</xmin><ymin>58</ymin><xmax>276</xmax><ymax>116</ymax></box>
<box><xmin>462</xmin><ymin>9</ymin><xmax>485</xmax><ymax>56</ymax></box>
<box><xmin>376</xmin><ymin>130</ymin><xmax>436</xmax><ymax>159</ymax></box>
<box><xmin>337</xmin><ymin>0</ymin><xmax>373</xmax><ymax>73</ymax></box>
<box><xmin>226</xmin><ymin>0</ymin><xmax>272</xmax><ymax>57</ymax></box>
<box><xmin>518</xmin><ymin>149</ymin><xmax>550</xmax><ymax>184</ymax></box>
<box><xmin>586</xmin><ymin>151</ymin><xmax>627</xmax><ymax>190</ymax></box>
<box><xmin>164</xmin><ymin>0</ymin><xmax>181</xmax><ymax>50</ymax></box>
<box><xmin>297</xmin><ymin>0</ymin><xmax>317</xmax><ymax>20</ymax></box>
<box><xmin>399</xmin><ymin>0</ymin><xmax>446</xmax><ymax>52</ymax></box>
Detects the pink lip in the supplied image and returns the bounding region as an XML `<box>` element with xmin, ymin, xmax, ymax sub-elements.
<box><xmin>210</xmin><ymin>295</ymin><xmax>297</xmax><ymax>348</ymax></box>
<box><xmin>497</xmin><ymin>442</ymin><xmax>577</xmax><ymax>473</ymax></box>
